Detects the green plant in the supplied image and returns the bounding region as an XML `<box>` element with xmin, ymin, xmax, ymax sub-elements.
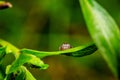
<box><xmin>0</xmin><ymin>39</ymin><xmax>97</xmax><ymax>80</ymax></box>
<box><xmin>80</xmin><ymin>0</ymin><xmax>120</xmax><ymax>79</ymax></box>
<box><xmin>0</xmin><ymin>0</ymin><xmax>120</xmax><ymax>80</ymax></box>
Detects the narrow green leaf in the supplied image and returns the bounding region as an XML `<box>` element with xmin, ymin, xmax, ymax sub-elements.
<box><xmin>22</xmin><ymin>66</ymin><xmax>36</xmax><ymax>80</ymax></box>
<box><xmin>80</xmin><ymin>0</ymin><xmax>120</xmax><ymax>77</ymax></box>
<box><xmin>20</xmin><ymin>43</ymin><xmax>97</xmax><ymax>58</ymax></box>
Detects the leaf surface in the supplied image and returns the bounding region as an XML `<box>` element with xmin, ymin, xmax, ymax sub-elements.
<box><xmin>80</xmin><ymin>0</ymin><xmax>120</xmax><ymax>77</ymax></box>
<box><xmin>20</xmin><ymin>43</ymin><xmax>97</xmax><ymax>58</ymax></box>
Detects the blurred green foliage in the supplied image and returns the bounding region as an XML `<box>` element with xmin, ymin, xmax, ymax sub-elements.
<box><xmin>0</xmin><ymin>0</ymin><xmax>120</xmax><ymax>80</ymax></box>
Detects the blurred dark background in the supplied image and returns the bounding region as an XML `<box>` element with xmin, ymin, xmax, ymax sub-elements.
<box><xmin>0</xmin><ymin>0</ymin><xmax>120</xmax><ymax>80</ymax></box>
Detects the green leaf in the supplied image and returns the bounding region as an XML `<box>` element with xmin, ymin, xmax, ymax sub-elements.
<box><xmin>11</xmin><ymin>43</ymin><xmax>96</xmax><ymax>74</ymax></box>
<box><xmin>28</xmin><ymin>55</ymin><xmax>49</xmax><ymax>70</ymax></box>
<box><xmin>5</xmin><ymin>53</ymin><xmax>31</xmax><ymax>74</ymax></box>
<box><xmin>22</xmin><ymin>66</ymin><xmax>36</xmax><ymax>80</ymax></box>
<box><xmin>5</xmin><ymin>65</ymin><xmax>25</xmax><ymax>80</ymax></box>
<box><xmin>6</xmin><ymin>53</ymin><xmax>48</xmax><ymax>74</ymax></box>
<box><xmin>0</xmin><ymin>39</ymin><xmax>19</xmax><ymax>58</ymax></box>
<box><xmin>80</xmin><ymin>0</ymin><xmax>120</xmax><ymax>78</ymax></box>
<box><xmin>63</xmin><ymin>44</ymin><xmax>97</xmax><ymax>57</ymax></box>
<box><xmin>5</xmin><ymin>66</ymin><xmax>36</xmax><ymax>80</ymax></box>
<box><xmin>20</xmin><ymin>43</ymin><xmax>97</xmax><ymax>58</ymax></box>
<box><xmin>14</xmin><ymin>70</ymin><xmax>26</xmax><ymax>80</ymax></box>
<box><xmin>0</xmin><ymin>47</ymin><xmax>6</xmax><ymax>62</ymax></box>
<box><xmin>0</xmin><ymin>65</ymin><xmax>5</xmax><ymax>80</ymax></box>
